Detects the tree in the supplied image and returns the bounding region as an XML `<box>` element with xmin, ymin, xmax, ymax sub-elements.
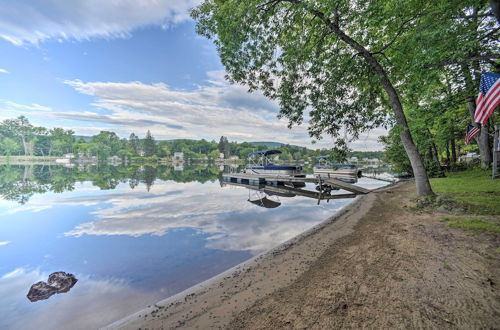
<box><xmin>129</xmin><ymin>133</ymin><xmax>140</xmax><ymax>155</ymax></box>
<box><xmin>142</xmin><ymin>130</ymin><xmax>156</xmax><ymax>157</ymax></box>
<box><xmin>48</xmin><ymin>128</ymin><xmax>75</xmax><ymax>156</ymax></box>
<box><xmin>218</xmin><ymin>136</ymin><xmax>230</xmax><ymax>158</ymax></box>
<box><xmin>192</xmin><ymin>0</ymin><xmax>435</xmax><ymax>196</ymax></box>
<box><xmin>91</xmin><ymin>131</ymin><xmax>120</xmax><ymax>160</ymax></box>
<box><xmin>0</xmin><ymin>137</ymin><xmax>21</xmax><ymax>156</ymax></box>
<box><xmin>0</xmin><ymin>116</ymin><xmax>38</xmax><ymax>155</ymax></box>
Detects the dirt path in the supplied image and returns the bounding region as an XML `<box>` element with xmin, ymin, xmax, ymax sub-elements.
<box><xmin>229</xmin><ymin>182</ymin><xmax>500</xmax><ymax>329</ymax></box>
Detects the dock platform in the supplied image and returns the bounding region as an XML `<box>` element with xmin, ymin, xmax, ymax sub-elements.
<box><xmin>222</xmin><ymin>173</ymin><xmax>371</xmax><ymax>195</ymax></box>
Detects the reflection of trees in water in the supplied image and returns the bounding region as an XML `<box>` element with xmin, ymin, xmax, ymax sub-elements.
<box><xmin>0</xmin><ymin>164</ymin><xmax>221</xmax><ymax>204</ymax></box>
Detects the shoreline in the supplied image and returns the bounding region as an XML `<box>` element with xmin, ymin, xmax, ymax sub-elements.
<box><xmin>104</xmin><ymin>184</ymin><xmax>386</xmax><ymax>329</ymax></box>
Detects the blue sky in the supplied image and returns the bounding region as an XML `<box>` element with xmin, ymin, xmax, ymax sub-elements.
<box><xmin>0</xmin><ymin>0</ymin><xmax>384</xmax><ymax>149</ymax></box>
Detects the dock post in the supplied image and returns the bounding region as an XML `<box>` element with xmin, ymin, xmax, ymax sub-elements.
<box><xmin>493</xmin><ymin>125</ymin><xmax>499</xmax><ymax>179</ymax></box>
<box><xmin>317</xmin><ymin>175</ymin><xmax>322</xmax><ymax>205</ymax></box>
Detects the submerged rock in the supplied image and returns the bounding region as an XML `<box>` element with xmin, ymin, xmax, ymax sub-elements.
<box><xmin>27</xmin><ymin>271</ymin><xmax>78</xmax><ymax>302</ymax></box>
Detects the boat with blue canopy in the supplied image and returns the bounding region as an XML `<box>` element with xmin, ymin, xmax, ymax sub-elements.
<box><xmin>243</xmin><ymin>150</ymin><xmax>306</xmax><ymax>186</ymax></box>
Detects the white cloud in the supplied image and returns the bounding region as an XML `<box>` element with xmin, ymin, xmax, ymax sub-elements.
<box><xmin>0</xmin><ymin>0</ymin><xmax>202</xmax><ymax>45</ymax></box>
<box><xmin>0</xmin><ymin>68</ymin><xmax>8</xmax><ymax>74</ymax></box>
<box><xmin>3</xmin><ymin>101</ymin><xmax>51</xmax><ymax>112</ymax></box>
<box><xmin>57</xmin><ymin>74</ymin><xmax>384</xmax><ymax>149</ymax></box>
<box><xmin>0</xmin><ymin>71</ymin><xmax>385</xmax><ymax>150</ymax></box>
<box><xmin>0</xmin><ymin>241</ymin><xmax>10</xmax><ymax>246</ymax></box>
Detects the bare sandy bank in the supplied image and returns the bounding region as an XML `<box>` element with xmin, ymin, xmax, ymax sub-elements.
<box><xmin>106</xmin><ymin>182</ymin><xmax>499</xmax><ymax>329</ymax></box>
<box><xmin>104</xmin><ymin>185</ymin><xmax>379</xmax><ymax>330</ymax></box>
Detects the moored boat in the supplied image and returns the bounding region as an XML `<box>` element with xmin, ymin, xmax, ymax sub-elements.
<box><xmin>313</xmin><ymin>156</ymin><xmax>361</xmax><ymax>183</ymax></box>
<box><xmin>243</xmin><ymin>150</ymin><xmax>306</xmax><ymax>187</ymax></box>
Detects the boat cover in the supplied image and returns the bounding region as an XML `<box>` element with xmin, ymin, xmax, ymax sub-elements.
<box><xmin>249</xmin><ymin>164</ymin><xmax>302</xmax><ymax>171</ymax></box>
<box><xmin>248</xmin><ymin>150</ymin><xmax>282</xmax><ymax>157</ymax></box>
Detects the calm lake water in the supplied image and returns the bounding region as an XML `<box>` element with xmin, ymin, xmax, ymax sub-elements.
<box><xmin>0</xmin><ymin>164</ymin><xmax>388</xmax><ymax>329</ymax></box>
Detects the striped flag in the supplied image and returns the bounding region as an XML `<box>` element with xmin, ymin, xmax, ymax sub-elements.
<box><xmin>465</xmin><ymin>124</ymin><xmax>480</xmax><ymax>145</ymax></box>
<box><xmin>474</xmin><ymin>72</ymin><xmax>500</xmax><ymax>125</ymax></box>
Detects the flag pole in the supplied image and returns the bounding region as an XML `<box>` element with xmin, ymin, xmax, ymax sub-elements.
<box><xmin>493</xmin><ymin>125</ymin><xmax>500</xmax><ymax>179</ymax></box>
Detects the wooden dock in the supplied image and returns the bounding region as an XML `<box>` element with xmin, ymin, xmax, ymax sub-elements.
<box><xmin>225</xmin><ymin>181</ymin><xmax>358</xmax><ymax>201</ymax></box>
<box><xmin>222</xmin><ymin>173</ymin><xmax>371</xmax><ymax>195</ymax></box>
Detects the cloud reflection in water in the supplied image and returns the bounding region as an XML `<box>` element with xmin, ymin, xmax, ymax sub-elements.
<box><xmin>62</xmin><ymin>181</ymin><xmax>338</xmax><ymax>254</ymax></box>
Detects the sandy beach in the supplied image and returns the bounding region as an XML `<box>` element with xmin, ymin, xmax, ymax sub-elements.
<box><xmin>106</xmin><ymin>182</ymin><xmax>500</xmax><ymax>329</ymax></box>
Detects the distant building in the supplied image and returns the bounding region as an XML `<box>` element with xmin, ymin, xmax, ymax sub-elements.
<box><xmin>229</xmin><ymin>155</ymin><xmax>239</xmax><ymax>160</ymax></box>
<box><xmin>219</xmin><ymin>153</ymin><xmax>225</xmax><ymax>159</ymax></box>
<box><xmin>459</xmin><ymin>152</ymin><xmax>480</xmax><ymax>163</ymax></box>
<box><xmin>107</xmin><ymin>155</ymin><xmax>121</xmax><ymax>163</ymax></box>
<box><xmin>173</xmin><ymin>152</ymin><xmax>184</xmax><ymax>160</ymax></box>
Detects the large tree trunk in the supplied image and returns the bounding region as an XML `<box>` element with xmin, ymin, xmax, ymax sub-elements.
<box><xmin>445</xmin><ymin>140</ymin><xmax>450</xmax><ymax>161</ymax></box>
<box><xmin>309</xmin><ymin>9</ymin><xmax>433</xmax><ymax>196</ymax></box>
<box><xmin>451</xmin><ymin>136</ymin><xmax>457</xmax><ymax>163</ymax></box>
<box><xmin>384</xmin><ymin>80</ymin><xmax>434</xmax><ymax>196</ymax></box>
<box><xmin>20</xmin><ymin>135</ymin><xmax>29</xmax><ymax>156</ymax></box>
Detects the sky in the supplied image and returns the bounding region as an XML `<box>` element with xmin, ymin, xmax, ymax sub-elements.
<box><xmin>0</xmin><ymin>0</ymin><xmax>385</xmax><ymax>150</ymax></box>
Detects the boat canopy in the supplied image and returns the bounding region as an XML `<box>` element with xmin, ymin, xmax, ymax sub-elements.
<box><xmin>248</xmin><ymin>149</ymin><xmax>282</xmax><ymax>157</ymax></box>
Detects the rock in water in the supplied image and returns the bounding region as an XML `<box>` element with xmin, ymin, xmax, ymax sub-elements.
<box><xmin>27</xmin><ymin>272</ymin><xmax>78</xmax><ymax>302</ymax></box>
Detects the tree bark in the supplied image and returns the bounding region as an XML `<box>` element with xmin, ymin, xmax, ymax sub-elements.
<box><xmin>451</xmin><ymin>136</ymin><xmax>457</xmax><ymax>163</ymax></box>
<box><xmin>308</xmin><ymin>8</ymin><xmax>434</xmax><ymax>196</ymax></box>
<box><xmin>20</xmin><ymin>135</ymin><xmax>29</xmax><ymax>156</ymax></box>
<box><xmin>445</xmin><ymin>140</ymin><xmax>450</xmax><ymax>162</ymax></box>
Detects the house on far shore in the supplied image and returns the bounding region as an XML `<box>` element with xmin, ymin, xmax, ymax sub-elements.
<box><xmin>173</xmin><ymin>152</ymin><xmax>184</xmax><ymax>161</ymax></box>
<box><xmin>458</xmin><ymin>152</ymin><xmax>480</xmax><ymax>163</ymax></box>
<box><xmin>228</xmin><ymin>155</ymin><xmax>239</xmax><ymax>161</ymax></box>
<box><xmin>219</xmin><ymin>153</ymin><xmax>225</xmax><ymax>159</ymax></box>
<box><xmin>107</xmin><ymin>155</ymin><xmax>121</xmax><ymax>164</ymax></box>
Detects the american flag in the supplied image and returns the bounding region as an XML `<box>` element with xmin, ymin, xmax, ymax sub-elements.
<box><xmin>474</xmin><ymin>72</ymin><xmax>500</xmax><ymax>125</ymax></box>
<box><xmin>465</xmin><ymin>124</ymin><xmax>480</xmax><ymax>145</ymax></box>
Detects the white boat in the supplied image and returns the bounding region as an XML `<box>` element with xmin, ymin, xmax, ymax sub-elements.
<box><xmin>313</xmin><ymin>156</ymin><xmax>361</xmax><ymax>183</ymax></box>
<box><xmin>243</xmin><ymin>150</ymin><xmax>306</xmax><ymax>187</ymax></box>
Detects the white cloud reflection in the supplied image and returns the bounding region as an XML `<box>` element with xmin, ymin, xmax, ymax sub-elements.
<box><xmin>60</xmin><ymin>180</ymin><xmax>336</xmax><ymax>254</ymax></box>
<box><xmin>0</xmin><ymin>241</ymin><xmax>10</xmax><ymax>246</ymax></box>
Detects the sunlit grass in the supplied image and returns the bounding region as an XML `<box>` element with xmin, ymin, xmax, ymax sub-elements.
<box><xmin>440</xmin><ymin>216</ymin><xmax>500</xmax><ymax>233</ymax></box>
<box><xmin>431</xmin><ymin>168</ymin><xmax>500</xmax><ymax>215</ymax></box>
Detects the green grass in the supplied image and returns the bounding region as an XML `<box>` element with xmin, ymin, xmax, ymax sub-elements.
<box><xmin>440</xmin><ymin>216</ymin><xmax>500</xmax><ymax>233</ymax></box>
<box><xmin>431</xmin><ymin>168</ymin><xmax>500</xmax><ymax>215</ymax></box>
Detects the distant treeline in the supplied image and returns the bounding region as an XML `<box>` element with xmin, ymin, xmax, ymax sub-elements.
<box><xmin>0</xmin><ymin>116</ymin><xmax>384</xmax><ymax>161</ymax></box>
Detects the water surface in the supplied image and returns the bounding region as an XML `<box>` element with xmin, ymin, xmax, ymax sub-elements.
<box><xmin>0</xmin><ymin>164</ymin><xmax>387</xmax><ymax>329</ymax></box>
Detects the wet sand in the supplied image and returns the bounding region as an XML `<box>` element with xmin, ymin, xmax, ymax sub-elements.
<box><xmin>105</xmin><ymin>182</ymin><xmax>499</xmax><ymax>329</ymax></box>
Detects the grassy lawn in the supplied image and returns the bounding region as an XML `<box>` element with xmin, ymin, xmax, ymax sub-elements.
<box><xmin>430</xmin><ymin>168</ymin><xmax>500</xmax><ymax>215</ymax></box>
<box><xmin>440</xmin><ymin>216</ymin><xmax>500</xmax><ymax>233</ymax></box>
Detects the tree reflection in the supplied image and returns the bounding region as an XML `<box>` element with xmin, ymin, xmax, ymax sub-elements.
<box><xmin>0</xmin><ymin>164</ymin><xmax>222</xmax><ymax>204</ymax></box>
